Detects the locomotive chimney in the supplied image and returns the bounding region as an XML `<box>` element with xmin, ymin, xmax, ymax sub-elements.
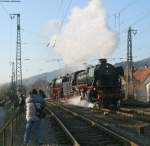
<box><xmin>99</xmin><ymin>58</ymin><xmax>107</xmax><ymax>64</ymax></box>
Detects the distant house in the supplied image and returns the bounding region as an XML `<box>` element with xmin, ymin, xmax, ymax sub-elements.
<box><xmin>133</xmin><ymin>67</ymin><xmax>150</xmax><ymax>102</ymax></box>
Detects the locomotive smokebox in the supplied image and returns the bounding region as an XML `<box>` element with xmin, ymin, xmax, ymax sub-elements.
<box><xmin>99</xmin><ymin>58</ymin><xmax>107</xmax><ymax>64</ymax></box>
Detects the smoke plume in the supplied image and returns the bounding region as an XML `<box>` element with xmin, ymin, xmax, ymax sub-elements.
<box><xmin>50</xmin><ymin>0</ymin><xmax>117</xmax><ymax>64</ymax></box>
<box><xmin>67</xmin><ymin>96</ymin><xmax>94</xmax><ymax>108</ymax></box>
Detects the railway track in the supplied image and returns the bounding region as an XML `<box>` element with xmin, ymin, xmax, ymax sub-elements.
<box><xmin>121</xmin><ymin>101</ymin><xmax>150</xmax><ymax>108</ymax></box>
<box><xmin>57</xmin><ymin>104</ymin><xmax>150</xmax><ymax>145</ymax></box>
<box><xmin>98</xmin><ymin>107</ymin><xmax>150</xmax><ymax>123</ymax></box>
<box><xmin>46</xmin><ymin>103</ymin><xmax>138</xmax><ymax>146</ymax></box>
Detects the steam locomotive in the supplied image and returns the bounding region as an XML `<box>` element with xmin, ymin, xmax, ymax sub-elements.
<box><xmin>48</xmin><ymin>59</ymin><xmax>124</xmax><ymax>109</ymax></box>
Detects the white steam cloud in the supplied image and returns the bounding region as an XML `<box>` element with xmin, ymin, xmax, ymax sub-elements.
<box><xmin>67</xmin><ymin>96</ymin><xmax>94</xmax><ymax>108</ymax></box>
<box><xmin>50</xmin><ymin>0</ymin><xmax>117</xmax><ymax>64</ymax></box>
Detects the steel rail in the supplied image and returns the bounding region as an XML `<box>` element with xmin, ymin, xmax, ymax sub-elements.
<box><xmin>46</xmin><ymin>107</ymin><xmax>80</xmax><ymax>146</ymax></box>
<box><xmin>48</xmin><ymin>103</ymin><xmax>139</xmax><ymax>146</ymax></box>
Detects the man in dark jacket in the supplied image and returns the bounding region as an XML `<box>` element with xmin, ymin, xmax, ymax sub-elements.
<box><xmin>16</xmin><ymin>89</ymin><xmax>25</xmax><ymax>112</ymax></box>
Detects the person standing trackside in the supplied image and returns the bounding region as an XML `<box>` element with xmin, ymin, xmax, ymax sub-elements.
<box><xmin>39</xmin><ymin>89</ymin><xmax>46</xmax><ymax>99</ymax></box>
<box><xmin>16</xmin><ymin>89</ymin><xmax>25</xmax><ymax>112</ymax></box>
<box><xmin>23</xmin><ymin>89</ymin><xmax>45</xmax><ymax>145</ymax></box>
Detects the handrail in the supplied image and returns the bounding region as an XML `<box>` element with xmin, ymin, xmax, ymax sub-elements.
<box><xmin>0</xmin><ymin>108</ymin><xmax>21</xmax><ymax>146</ymax></box>
<box><xmin>0</xmin><ymin>109</ymin><xmax>19</xmax><ymax>133</ymax></box>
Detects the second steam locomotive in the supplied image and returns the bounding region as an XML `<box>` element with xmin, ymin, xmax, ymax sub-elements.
<box><xmin>48</xmin><ymin>59</ymin><xmax>124</xmax><ymax>109</ymax></box>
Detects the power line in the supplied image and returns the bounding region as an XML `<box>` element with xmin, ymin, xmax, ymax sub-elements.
<box><xmin>47</xmin><ymin>0</ymin><xmax>73</xmax><ymax>48</ymax></box>
<box><xmin>0</xmin><ymin>3</ymin><xmax>10</xmax><ymax>17</ymax></box>
<box><xmin>130</xmin><ymin>11</ymin><xmax>150</xmax><ymax>26</ymax></box>
<box><xmin>121</xmin><ymin>10</ymin><xmax>150</xmax><ymax>34</ymax></box>
<box><xmin>54</xmin><ymin>0</ymin><xmax>70</xmax><ymax>32</ymax></box>
<box><xmin>0</xmin><ymin>0</ymin><xmax>20</xmax><ymax>18</ymax></box>
<box><xmin>114</xmin><ymin>0</ymin><xmax>139</xmax><ymax>33</ymax></box>
<box><xmin>59</xmin><ymin>0</ymin><xmax>72</xmax><ymax>30</ymax></box>
<box><xmin>112</xmin><ymin>0</ymin><xmax>138</xmax><ymax>44</ymax></box>
<box><xmin>56</xmin><ymin>0</ymin><xmax>64</xmax><ymax>20</ymax></box>
<box><xmin>119</xmin><ymin>0</ymin><xmax>138</xmax><ymax>14</ymax></box>
<box><xmin>0</xmin><ymin>3</ymin><xmax>15</xmax><ymax>63</ymax></box>
<box><xmin>0</xmin><ymin>0</ymin><xmax>21</xmax><ymax>3</ymax></box>
<box><xmin>53</xmin><ymin>0</ymin><xmax>65</xmax><ymax>33</ymax></box>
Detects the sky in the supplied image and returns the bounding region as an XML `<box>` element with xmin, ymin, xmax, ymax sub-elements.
<box><xmin>0</xmin><ymin>0</ymin><xmax>150</xmax><ymax>84</ymax></box>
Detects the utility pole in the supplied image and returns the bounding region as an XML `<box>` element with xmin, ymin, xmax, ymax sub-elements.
<box><xmin>10</xmin><ymin>62</ymin><xmax>16</xmax><ymax>111</ymax></box>
<box><xmin>11</xmin><ymin>62</ymin><xmax>16</xmax><ymax>97</ymax></box>
<box><xmin>126</xmin><ymin>26</ymin><xmax>137</xmax><ymax>99</ymax></box>
<box><xmin>11</xmin><ymin>62</ymin><xmax>16</xmax><ymax>90</ymax></box>
<box><xmin>10</xmin><ymin>14</ymin><xmax>22</xmax><ymax>90</ymax></box>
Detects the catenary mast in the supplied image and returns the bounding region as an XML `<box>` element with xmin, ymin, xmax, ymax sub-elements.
<box><xmin>10</xmin><ymin>14</ymin><xmax>22</xmax><ymax>90</ymax></box>
<box><xmin>126</xmin><ymin>27</ymin><xmax>137</xmax><ymax>99</ymax></box>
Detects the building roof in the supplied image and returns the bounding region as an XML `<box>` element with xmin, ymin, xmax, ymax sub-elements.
<box><xmin>133</xmin><ymin>67</ymin><xmax>150</xmax><ymax>82</ymax></box>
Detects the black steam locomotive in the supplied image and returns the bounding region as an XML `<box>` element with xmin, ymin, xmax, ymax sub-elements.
<box><xmin>93</xmin><ymin>59</ymin><xmax>124</xmax><ymax>107</ymax></box>
<box><xmin>48</xmin><ymin>59</ymin><xmax>124</xmax><ymax>109</ymax></box>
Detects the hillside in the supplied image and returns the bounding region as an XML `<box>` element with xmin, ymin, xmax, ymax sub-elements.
<box><xmin>23</xmin><ymin>70</ymin><xmax>60</xmax><ymax>85</ymax></box>
<box><xmin>115</xmin><ymin>57</ymin><xmax>150</xmax><ymax>68</ymax></box>
<box><xmin>23</xmin><ymin>57</ymin><xmax>150</xmax><ymax>85</ymax></box>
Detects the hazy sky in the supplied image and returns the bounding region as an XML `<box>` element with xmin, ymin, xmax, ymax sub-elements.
<box><xmin>0</xmin><ymin>0</ymin><xmax>150</xmax><ymax>84</ymax></box>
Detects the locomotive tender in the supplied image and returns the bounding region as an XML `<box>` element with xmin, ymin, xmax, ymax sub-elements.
<box><xmin>48</xmin><ymin>59</ymin><xmax>124</xmax><ymax>108</ymax></box>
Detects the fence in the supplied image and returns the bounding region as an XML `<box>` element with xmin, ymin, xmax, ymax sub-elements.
<box><xmin>0</xmin><ymin>109</ymin><xmax>22</xmax><ymax>146</ymax></box>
